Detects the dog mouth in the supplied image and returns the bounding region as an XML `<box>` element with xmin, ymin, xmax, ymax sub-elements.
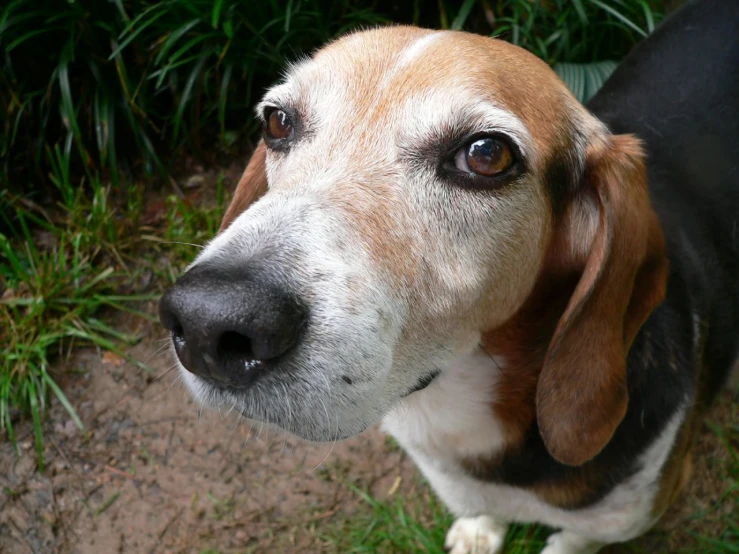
<box><xmin>401</xmin><ymin>370</ymin><xmax>441</xmax><ymax>397</ymax></box>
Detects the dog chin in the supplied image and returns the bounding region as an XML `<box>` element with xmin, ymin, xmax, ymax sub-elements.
<box><xmin>179</xmin><ymin>367</ymin><xmax>377</xmax><ymax>443</ymax></box>
<box><xmin>270</xmin><ymin>420</ymin><xmax>370</xmax><ymax>443</ymax></box>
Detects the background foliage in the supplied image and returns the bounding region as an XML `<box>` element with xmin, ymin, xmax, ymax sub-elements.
<box><xmin>1</xmin><ymin>0</ymin><xmax>664</xmax><ymax>193</ymax></box>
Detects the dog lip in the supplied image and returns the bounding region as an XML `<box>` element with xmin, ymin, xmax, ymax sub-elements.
<box><xmin>200</xmin><ymin>374</ymin><xmax>255</xmax><ymax>393</ymax></box>
<box><xmin>402</xmin><ymin>370</ymin><xmax>441</xmax><ymax>397</ymax></box>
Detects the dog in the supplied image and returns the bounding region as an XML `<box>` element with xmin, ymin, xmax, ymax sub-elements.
<box><xmin>159</xmin><ymin>0</ymin><xmax>739</xmax><ymax>551</ymax></box>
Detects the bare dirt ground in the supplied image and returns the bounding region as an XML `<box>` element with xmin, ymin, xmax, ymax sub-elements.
<box><xmin>1</xmin><ymin>311</ymin><xmax>737</xmax><ymax>554</ymax></box>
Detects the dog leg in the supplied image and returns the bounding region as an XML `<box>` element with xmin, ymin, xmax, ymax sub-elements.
<box><xmin>540</xmin><ymin>530</ymin><xmax>605</xmax><ymax>554</ymax></box>
<box><xmin>444</xmin><ymin>515</ymin><xmax>508</xmax><ymax>554</ymax></box>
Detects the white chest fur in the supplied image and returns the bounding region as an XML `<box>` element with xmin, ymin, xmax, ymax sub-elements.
<box><xmin>382</xmin><ymin>348</ymin><xmax>507</xmax><ymax>463</ymax></box>
<box><xmin>381</xmin><ymin>349</ymin><xmax>686</xmax><ymax>545</ymax></box>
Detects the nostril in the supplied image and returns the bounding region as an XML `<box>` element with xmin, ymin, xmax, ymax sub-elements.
<box><xmin>218</xmin><ymin>331</ymin><xmax>255</xmax><ymax>362</ymax></box>
<box><xmin>171</xmin><ymin>323</ymin><xmax>186</xmax><ymax>350</ymax></box>
<box><xmin>172</xmin><ymin>322</ymin><xmax>184</xmax><ymax>340</ymax></box>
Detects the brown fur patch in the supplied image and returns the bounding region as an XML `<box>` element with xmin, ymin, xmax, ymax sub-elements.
<box><xmin>458</xmin><ymin>452</ymin><xmax>609</xmax><ymax>509</ymax></box>
<box><xmin>530</xmin><ymin>468</ymin><xmax>607</xmax><ymax>509</ymax></box>
<box><xmin>323</xmin><ymin>177</ymin><xmax>420</xmax><ymax>291</ymax></box>
<box><xmin>219</xmin><ymin>142</ymin><xmax>268</xmax><ymax>232</ymax></box>
<box><xmin>322</xmin><ymin>28</ymin><xmax>583</xmax><ymax>174</ymax></box>
<box><xmin>482</xmin><ymin>272</ymin><xmax>577</xmax><ymax>448</ymax></box>
<box><xmin>483</xmin><ymin>135</ymin><xmax>669</xmax><ymax>464</ymax></box>
<box><xmin>536</xmin><ymin>134</ymin><xmax>669</xmax><ymax>466</ymax></box>
<box><xmin>469</xmin><ymin>269</ymin><xmax>614</xmax><ymax>509</ymax></box>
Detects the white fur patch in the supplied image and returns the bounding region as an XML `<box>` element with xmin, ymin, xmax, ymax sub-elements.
<box><xmin>540</xmin><ymin>531</ymin><xmax>603</xmax><ymax>554</ymax></box>
<box><xmin>382</xmin><ymin>346</ymin><xmax>507</xmax><ymax>460</ymax></box>
<box><xmin>398</xmin><ymin>92</ymin><xmax>535</xmax><ymax>161</ymax></box>
<box><xmin>371</xmin><ymin>32</ymin><xmax>445</xmax><ymax>94</ymax></box>
<box><xmin>397</xmin><ymin>32</ymin><xmax>443</xmax><ymax>68</ymax></box>
<box><xmin>445</xmin><ymin>515</ymin><xmax>508</xmax><ymax>554</ymax></box>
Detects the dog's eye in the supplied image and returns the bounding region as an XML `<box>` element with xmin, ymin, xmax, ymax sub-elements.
<box><xmin>454</xmin><ymin>137</ymin><xmax>514</xmax><ymax>177</ymax></box>
<box><xmin>266</xmin><ymin>109</ymin><xmax>293</xmax><ymax>140</ymax></box>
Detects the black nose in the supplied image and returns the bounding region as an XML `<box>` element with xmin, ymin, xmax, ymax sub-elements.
<box><xmin>158</xmin><ymin>264</ymin><xmax>307</xmax><ymax>388</ymax></box>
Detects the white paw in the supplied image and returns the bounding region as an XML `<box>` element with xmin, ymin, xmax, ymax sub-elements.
<box><xmin>444</xmin><ymin>516</ymin><xmax>508</xmax><ymax>554</ymax></box>
<box><xmin>540</xmin><ymin>531</ymin><xmax>603</xmax><ymax>554</ymax></box>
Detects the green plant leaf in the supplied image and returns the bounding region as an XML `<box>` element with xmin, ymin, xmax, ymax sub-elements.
<box><xmin>154</xmin><ymin>19</ymin><xmax>201</xmax><ymax>65</ymax></box>
<box><xmin>26</xmin><ymin>374</ymin><xmax>44</xmax><ymax>471</ymax></box>
<box><xmin>588</xmin><ymin>0</ymin><xmax>648</xmax><ymax>37</ymax></box>
<box><xmin>42</xmin><ymin>369</ymin><xmax>84</xmax><ymax>432</ymax></box>
<box><xmin>451</xmin><ymin>0</ymin><xmax>476</xmax><ymax>30</ymax></box>
<box><xmin>172</xmin><ymin>53</ymin><xmax>208</xmax><ymax>140</ymax></box>
<box><xmin>554</xmin><ymin>60</ymin><xmax>618</xmax><ymax>103</ymax></box>
<box><xmin>211</xmin><ymin>0</ymin><xmax>225</xmax><ymax>28</ymax></box>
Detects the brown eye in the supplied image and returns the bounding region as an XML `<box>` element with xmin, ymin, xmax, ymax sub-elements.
<box><xmin>266</xmin><ymin>109</ymin><xmax>293</xmax><ymax>140</ymax></box>
<box><xmin>454</xmin><ymin>137</ymin><xmax>514</xmax><ymax>177</ymax></box>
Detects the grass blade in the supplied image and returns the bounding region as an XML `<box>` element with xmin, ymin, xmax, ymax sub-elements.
<box><xmin>588</xmin><ymin>0</ymin><xmax>648</xmax><ymax>37</ymax></box>
<box><xmin>26</xmin><ymin>374</ymin><xmax>45</xmax><ymax>471</ymax></box>
<box><xmin>639</xmin><ymin>1</ymin><xmax>655</xmax><ymax>33</ymax></box>
<box><xmin>154</xmin><ymin>19</ymin><xmax>200</xmax><ymax>65</ymax></box>
<box><xmin>172</xmin><ymin>53</ymin><xmax>208</xmax><ymax>140</ymax></box>
<box><xmin>42</xmin><ymin>369</ymin><xmax>85</xmax><ymax>432</ymax></box>
<box><xmin>451</xmin><ymin>0</ymin><xmax>476</xmax><ymax>30</ymax></box>
<box><xmin>211</xmin><ymin>0</ymin><xmax>225</xmax><ymax>28</ymax></box>
<box><xmin>109</xmin><ymin>4</ymin><xmax>166</xmax><ymax>60</ymax></box>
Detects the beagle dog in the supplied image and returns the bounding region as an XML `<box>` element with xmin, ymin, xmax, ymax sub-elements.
<box><xmin>159</xmin><ymin>0</ymin><xmax>739</xmax><ymax>552</ymax></box>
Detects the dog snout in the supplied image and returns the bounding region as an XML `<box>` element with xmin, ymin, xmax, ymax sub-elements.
<box><xmin>159</xmin><ymin>264</ymin><xmax>308</xmax><ymax>388</ymax></box>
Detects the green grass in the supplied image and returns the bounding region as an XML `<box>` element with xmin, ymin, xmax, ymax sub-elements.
<box><xmin>0</xmin><ymin>163</ymin><xmax>225</xmax><ymax>468</ymax></box>
<box><xmin>159</xmin><ymin>176</ymin><xmax>227</xmax><ymax>276</ymax></box>
<box><xmin>322</xmin><ymin>481</ymin><xmax>549</xmax><ymax>553</ymax></box>
<box><xmin>683</xmin><ymin>412</ymin><xmax>739</xmax><ymax>554</ymax></box>
<box><xmin>486</xmin><ymin>0</ymin><xmax>660</xmax><ymax>65</ymax></box>
<box><xmin>1</xmin><ymin>0</ymin><xmax>393</xmax><ymax>189</ymax></box>
<box><xmin>1</xmin><ymin>180</ymin><xmax>143</xmax><ymax>469</ymax></box>
<box><xmin>323</xmin><ymin>483</ymin><xmax>455</xmax><ymax>553</ymax></box>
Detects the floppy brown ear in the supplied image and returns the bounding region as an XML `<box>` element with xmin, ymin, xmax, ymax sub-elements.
<box><xmin>536</xmin><ymin>134</ymin><xmax>669</xmax><ymax>466</ymax></box>
<box><xmin>219</xmin><ymin>141</ymin><xmax>268</xmax><ymax>232</ymax></box>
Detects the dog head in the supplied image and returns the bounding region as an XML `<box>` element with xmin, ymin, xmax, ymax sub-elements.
<box><xmin>160</xmin><ymin>27</ymin><xmax>667</xmax><ymax>465</ymax></box>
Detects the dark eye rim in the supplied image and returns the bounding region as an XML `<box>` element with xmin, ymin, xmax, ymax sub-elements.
<box><xmin>439</xmin><ymin>132</ymin><xmax>524</xmax><ymax>189</ymax></box>
<box><xmin>262</xmin><ymin>106</ymin><xmax>297</xmax><ymax>150</ymax></box>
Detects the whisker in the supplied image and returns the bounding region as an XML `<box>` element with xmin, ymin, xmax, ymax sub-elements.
<box><xmin>281</xmin><ymin>382</ymin><xmax>293</xmax><ymax>454</ymax></box>
<box><xmin>153</xmin><ymin>240</ymin><xmax>205</xmax><ymax>249</ymax></box>
<box><xmin>244</xmin><ymin>420</ymin><xmax>255</xmax><ymax>447</ymax></box>
<box><xmin>151</xmin><ymin>361</ymin><xmax>179</xmax><ymax>383</ymax></box>
<box><xmin>312</xmin><ymin>395</ymin><xmax>333</xmax><ymax>471</ymax></box>
<box><xmin>314</xmin><ymin>412</ymin><xmax>338</xmax><ymax>471</ymax></box>
<box><xmin>166</xmin><ymin>372</ymin><xmax>184</xmax><ymax>393</ymax></box>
